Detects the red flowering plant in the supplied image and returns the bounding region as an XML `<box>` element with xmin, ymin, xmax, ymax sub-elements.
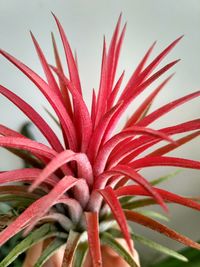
<box><xmin>0</xmin><ymin>14</ymin><xmax>200</xmax><ymax>267</ymax></box>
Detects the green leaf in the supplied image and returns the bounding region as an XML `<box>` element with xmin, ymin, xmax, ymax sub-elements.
<box><xmin>34</xmin><ymin>238</ymin><xmax>65</xmax><ymax>267</ymax></box>
<box><xmin>150</xmin><ymin>244</ymin><xmax>200</xmax><ymax>267</ymax></box>
<box><xmin>0</xmin><ymin>223</ymin><xmax>67</xmax><ymax>267</ymax></box>
<box><xmin>136</xmin><ymin>210</ymin><xmax>169</xmax><ymax>222</ymax></box>
<box><xmin>19</xmin><ymin>122</ymin><xmax>35</xmax><ymax>140</ymax></box>
<box><xmin>62</xmin><ymin>230</ymin><xmax>81</xmax><ymax>266</ymax></box>
<box><xmin>150</xmin><ymin>170</ymin><xmax>181</xmax><ymax>186</ymax></box>
<box><xmin>108</xmin><ymin>228</ymin><xmax>188</xmax><ymax>263</ymax></box>
<box><xmin>0</xmin><ymin>194</ymin><xmax>36</xmax><ymax>203</ymax></box>
<box><xmin>100</xmin><ymin>232</ymin><xmax>139</xmax><ymax>267</ymax></box>
<box><xmin>73</xmin><ymin>242</ymin><xmax>88</xmax><ymax>267</ymax></box>
<box><xmin>122</xmin><ymin>198</ymin><xmax>156</xmax><ymax>210</ymax></box>
<box><xmin>44</xmin><ymin>107</ymin><xmax>60</xmax><ymax>127</ymax></box>
<box><xmin>120</xmin><ymin>196</ymin><xmax>134</xmax><ymax>205</ymax></box>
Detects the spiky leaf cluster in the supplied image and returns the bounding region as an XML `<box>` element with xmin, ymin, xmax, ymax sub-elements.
<box><xmin>0</xmin><ymin>14</ymin><xmax>200</xmax><ymax>267</ymax></box>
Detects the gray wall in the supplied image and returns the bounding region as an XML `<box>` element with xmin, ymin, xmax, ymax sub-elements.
<box><xmin>0</xmin><ymin>0</ymin><xmax>200</xmax><ymax>263</ymax></box>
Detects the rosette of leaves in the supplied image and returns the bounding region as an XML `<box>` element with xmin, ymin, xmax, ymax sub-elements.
<box><xmin>0</xmin><ymin>14</ymin><xmax>200</xmax><ymax>267</ymax></box>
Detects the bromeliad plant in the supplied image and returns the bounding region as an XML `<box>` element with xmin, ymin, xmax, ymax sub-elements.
<box><xmin>0</xmin><ymin>14</ymin><xmax>200</xmax><ymax>267</ymax></box>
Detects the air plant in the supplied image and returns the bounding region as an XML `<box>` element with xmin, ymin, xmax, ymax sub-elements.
<box><xmin>0</xmin><ymin>14</ymin><xmax>200</xmax><ymax>267</ymax></box>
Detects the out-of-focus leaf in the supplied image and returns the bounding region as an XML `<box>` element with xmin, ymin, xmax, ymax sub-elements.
<box><xmin>34</xmin><ymin>238</ymin><xmax>65</xmax><ymax>267</ymax></box>
<box><xmin>150</xmin><ymin>243</ymin><xmax>200</xmax><ymax>267</ymax></box>
<box><xmin>150</xmin><ymin>170</ymin><xmax>182</xmax><ymax>186</ymax></box>
<box><xmin>136</xmin><ymin>210</ymin><xmax>169</xmax><ymax>222</ymax></box>
<box><xmin>108</xmin><ymin>228</ymin><xmax>188</xmax><ymax>262</ymax></box>
<box><xmin>101</xmin><ymin>232</ymin><xmax>139</xmax><ymax>267</ymax></box>
<box><xmin>73</xmin><ymin>242</ymin><xmax>88</xmax><ymax>267</ymax></box>
<box><xmin>62</xmin><ymin>230</ymin><xmax>80</xmax><ymax>267</ymax></box>
<box><xmin>0</xmin><ymin>223</ymin><xmax>67</xmax><ymax>267</ymax></box>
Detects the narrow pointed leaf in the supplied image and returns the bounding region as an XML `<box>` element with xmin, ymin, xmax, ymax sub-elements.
<box><xmin>124</xmin><ymin>210</ymin><xmax>200</xmax><ymax>250</ymax></box>
<box><xmin>101</xmin><ymin>232</ymin><xmax>138</xmax><ymax>267</ymax></box>
<box><xmin>138</xmin><ymin>90</ymin><xmax>200</xmax><ymax>127</ymax></box>
<box><xmin>73</xmin><ymin>242</ymin><xmax>88</xmax><ymax>267</ymax></box>
<box><xmin>52</xmin><ymin>13</ymin><xmax>82</xmax><ymax>94</ymax></box>
<box><xmin>0</xmin><ymin>223</ymin><xmax>67</xmax><ymax>267</ymax></box>
<box><xmin>34</xmin><ymin>238</ymin><xmax>66</xmax><ymax>267</ymax></box>
<box><xmin>99</xmin><ymin>186</ymin><xmax>133</xmax><ymax>251</ymax></box>
<box><xmin>0</xmin><ymin>85</ymin><xmax>64</xmax><ymax>152</ymax></box>
<box><xmin>0</xmin><ymin>49</ymin><xmax>77</xmax><ymax>150</ymax></box>
<box><xmin>116</xmin><ymin>185</ymin><xmax>200</xmax><ymax>212</ymax></box>
<box><xmin>85</xmin><ymin>212</ymin><xmax>102</xmax><ymax>267</ymax></box>
<box><xmin>129</xmin><ymin>156</ymin><xmax>200</xmax><ymax>170</ymax></box>
<box><xmin>51</xmin><ymin>32</ymin><xmax>73</xmax><ymax>118</ymax></box>
<box><xmin>108</xmin><ymin>228</ymin><xmax>188</xmax><ymax>262</ymax></box>
<box><xmin>29</xmin><ymin>150</ymin><xmax>93</xmax><ymax>191</ymax></box>
<box><xmin>61</xmin><ymin>230</ymin><xmax>80</xmax><ymax>267</ymax></box>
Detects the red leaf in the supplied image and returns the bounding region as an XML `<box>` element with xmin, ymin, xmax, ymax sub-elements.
<box><xmin>0</xmin><ymin>136</ymin><xmax>57</xmax><ymax>159</ymax></box>
<box><xmin>95</xmin><ymin>38</ymin><xmax>108</xmax><ymax>127</ymax></box>
<box><xmin>87</xmin><ymin>102</ymin><xmax>123</xmax><ymax>163</ymax></box>
<box><xmin>91</xmin><ymin>89</ymin><xmax>97</xmax><ymax>126</ymax></box>
<box><xmin>107</xmin><ymin>71</ymin><xmax>125</xmax><ymax>110</ymax></box>
<box><xmin>0</xmin><ymin>49</ymin><xmax>77</xmax><ymax>150</ymax></box>
<box><xmin>120</xmin><ymin>41</ymin><xmax>156</xmax><ymax>100</ymax></box>
<box><xmin>99</xmin><ymin>186</ymin><xmax>133</xmax><ymax>252</ymax></box>
<box><xmin>85</xmin><ymin>212</ymin><xmax>102</xmax><ymax>267</ymax></box>
<box><xmin>124</xmin><ymin>209</ymin><xmax>200</xmax><ymax>250</ymax></box>
<box><xmin>52</xmin><ymin>13</ymin><xmax>82</xmax><ymax>95</ymax></box>
<box><xmin>138</xmin><ymin>36</ymin><xmax>183</xmax><ymax>83</ymax></box>
<box><xmin>138</xmin><ymin>90</ymin><xmax>200</xmax><ymax>127</ymax></box>
<box><xmin>124</xmin><ymin>74</ymin><xmax>174</xmax><ymax>127</ymax></box>
<box><xmin>107</xmin><ymin>14</ymin><xmax>122</xmax><ymax>94</ymax></box>
<box><xmin>58</xmin><ymin>197</ymin><xmax>83</xmax><ymax>223</ymax></box>
<box><xmin>110</xmin><ymin>22</ymin><xmax>126</xmax><ymax>95</ymax></box>
<box><xmin>0</xmin><ymin>85</ymin><xmax>64</xmax><ymax>152</ymax></box>
<box><xmin>0</xmin><ymin>168</ymin><xmax>58</xmax><ymax>187</ymax></box>
<box><xmin>105</xmin><ymin>165</ymin><xmax>168</xmax><ymax>212</ymax></box>
<box><xmin>129</xmin><ymin>156</ymin><xmax>200</xmax><ymax>170</ymax></box>
<box><xmin>30</xmin><ymin>32</ymin><xmax>63</xmax><ymax>98</ymax></box>
<box><xmin>116</xmin><ymin>185</ymin><xmax>200</xmax><ymax>212</ymax></box>
<box><xmin>94</xmin><ymin>126</ymin><xmax>174</xmax><ymax>176</ymax></box>
<box><xmin>51</xmin><ymin>66</ymin><xmax>92</xmax><ymax>152</ymax></box>
<box><xmin>51</xmin><ymin>32</ymin><xmax>73</xmax><ymax>118</ymax></box>
<box><xmin>102</xmin><ymin>60</ymin><xmax>179</xmax><ymax>143</ymax></box>
<box><xmin>29</xmin><ymin>150</ymin><xmax>93</xmax><ymax>191</ymax></box>
<box><xmin>111</xmin><ymin>119</ymin><xmax>200</xmax><ymax>165</ymax></box>
<box><xmin>0</xmin><ymin>176</ymin><xmax>81</xmax><ymax>245</ymax></box>
<box><xmin>148</xmin><ymin>131</ymin><xmax>200</xmax><ymax>157</ymax></box>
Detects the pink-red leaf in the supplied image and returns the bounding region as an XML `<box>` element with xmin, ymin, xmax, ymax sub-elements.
<box><xmin>137</xmin><ymin>90</ymin><xmax>200</xmax><ymax>127</ymax></box>
<box><xmin>116</xmin><ymin>185</ymin><xmax>200</xmax><ymax>212</ymax></box>
<box><xmin>94</xmin><ymin>126</ymin><xmax>174</xmax><ymax>176</ymax></box>
<box><xmin>51</xmin><ymin>66</ymin><xmax>92</xmax><ymax>152</ymax></box>
<box><xmin>29</xmin><ymin>150</ymin><xmax>93</xmax><ymax>191</ymax></box>
<box><xmin>99</xmin><ymin>186</ymin><xmax>133</xmax><ymax>252</ymax></box>
<box><xmin>0</xmin><ymin>136</ymin><xmax>57</xmax><ymax>159</ymax></box>
<box><xmin>52</xmin><ymin>13</ymin><xmax>82</xmax><ymax>95</ymax></box>
<box><xmin>124</xmin><ymin>209</ymin><xmax>200</xmax><ymax>250</ymax></box>
<box><xmin>104</xmin><ymin>165</ymin><xmax>168</xmax><ymax>212</ymax></box>
<box><xmin>148</xmin><ymin>131</ymin><xmax>200</xmax><ymax>157</ymax></box>
<box><xmin>85</xmin><ymin>212</ymin><xmax>102</xmax><ymax>267</ymax></box>
<box><xmin>124</xmin><ymin>74</ymin><xmax>174</xmax><ymax>127</ymax></box>
<box><xmin>0</xmin><ymin>85</ymin><xmax>64</xmax><ymax>152</ymax></box>
<box><xmin>0</xmin><ymin>49</ymin><xmax>77</xmax><ymax>150</ymax></box>
<box><xmin>0</xmin><ymin>168</ymin><xmax>58</xmax><ymax>187</ymax></box>
<box><xmin>51</xmin><ymin>32</ymin><xmax>73</xmax><ymax>118</ymax></box>
<box><xmin>129</xmin><ymin>156</ymin><xmax>200</xmax><ymax>170</ymax></box>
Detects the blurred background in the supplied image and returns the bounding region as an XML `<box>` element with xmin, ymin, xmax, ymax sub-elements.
<box><xmin>0</xmin><ymin>0</ymin><xmax>200</xmax><ymax>265</ymax></box>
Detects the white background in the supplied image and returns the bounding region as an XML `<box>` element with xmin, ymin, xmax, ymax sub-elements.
<box><xmin>0</xmin><ymin>0</ymin><xmax>200</xmax><ymax>264</ymax></box>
